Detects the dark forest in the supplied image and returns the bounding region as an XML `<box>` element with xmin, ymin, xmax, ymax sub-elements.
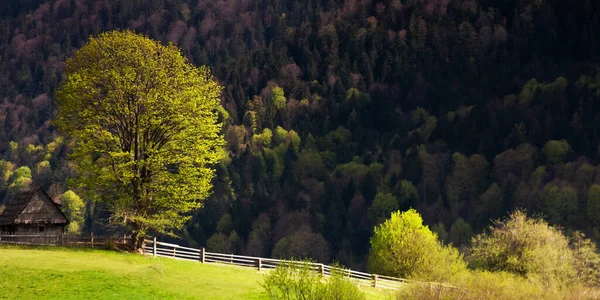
<box><xmin>1</xmin><ymin>0</ymin><xmax>600</xmax><ymax>271</ymax></box>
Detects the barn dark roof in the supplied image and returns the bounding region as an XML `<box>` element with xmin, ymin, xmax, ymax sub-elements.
<box><xmin>0</xmin><ymin>187</ymin><xmax>66</xmax><ymax>225</ymax></box>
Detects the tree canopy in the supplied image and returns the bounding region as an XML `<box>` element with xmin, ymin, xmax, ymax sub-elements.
<box><xmin>55</xmin><ymin>30</ymin><xmax>225</xmax><ymax>246</ymax></box>
<box><xmin>368</xmin><ymin>209</ymin><xmax>465</xmax><ymax>281</ymax></box>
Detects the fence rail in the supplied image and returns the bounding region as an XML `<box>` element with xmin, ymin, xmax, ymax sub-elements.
<box><xmin>143</xmin><ymin>238</ymin><xmax>452</xmax><ymax>291</ymax></box>
<box><xmin>0</xmin><ymin>232</ymin><xmax>131</xmax><ymax>249</ymax></box>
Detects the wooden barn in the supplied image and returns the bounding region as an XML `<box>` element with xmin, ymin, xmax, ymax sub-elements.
<box><xmin>0</xmin><ymin>187</ymin><xmax>69</xmax><ymax>235</ymax></box>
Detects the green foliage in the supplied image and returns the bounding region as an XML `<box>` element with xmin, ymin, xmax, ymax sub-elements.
<box><xmin>216</xmin><ymin>213</ymin><xmax>233</xmax><ymax>234</ymax></box>
<box><xmin>587</xmin><ymin>184</ymin><xmax>600</xmax><ymax>226</ymax></box>
<box><xmin>542</xmin><ymin>140</ymin><xmax>571</xmax><ymax>164</ymax></box>
<box><xmin>345</xmin><ymin>88</ymin><xmax>361</xmax><ymax>101</ymax></box>
<box><xmin>262</xmin><ymin>260</ymin><xmax>324</xmax><ymax>300</ymax></box>
<box><xmin>272</xmin><ymin>126</ymin><xmax>301</xmax><ymax>151</ymax></box>
<box><xmin>11</xmin><ymin>166</ymin><xmax>31</xmax><ymax>181</ymax></box>
<box><xmin>396</xmin><ymin>269</ymin><xmax>590</xmax><ymax>300</ymax></box>
<box><xmin>368</xmin><ymin>209</ymin><xmax>466</xmax><ymax>281</ymax></box>
<box><xmin>400</xmin><ymin>219</ymin><xmax>600</xmax><ymax>299</ymax></box>
<box><xmin>410</xmin><ymin>108</ymin><xmax>438</xmax><ymax>143</ymax></box>
<box><xmin>449</xmin><ymin>218</ymin><xmax>474</xmax><ymax>247</ymax></box>
<box><xmin>323</xmin><ymin>127</ymin><xmax>352</xmax><ymax>149</ymax></box>
<box><xmin>477</xmin><ymin>183</ymin><xmax>504</xmax><ymax>223</ymax></box>
<box><xmin>530</xmin><ymin>166</ymin><xmax>546</xmax><ymax>186</ymax></box>
<box><xmin>8</xmin><ymin>166</ymin><xmax>32</xmax><ymax>190</ymax></box>
<box><xmin>369</xmin><ymin>192</ymin><xmax>399</xmax><ymax>226</ymax></box>
<box><xmin>570</xmin><ymin>232</ymin><xmax>600</xmax><ymax>287</ymax></box>
<box><xmin>431</xmin><ymin>223</ymin><xmax>449</xmax><ymax>244</ymax></box>
<box><xmin>261</xmin><ymin>260</ymin><xmax>366</xmax><ymax>300</ymax></box>
<box><xmin>67</xmin><ymin>222</ymin><xmax>80</xmax><ymax>234</ymax></box>
<box><xmin>272</xmin><ymin>230</ymin><xmax>331</xmax><ymax>263</ymax></box>
<box><xmin>263</xmin><ymin>145</ymin><xmax>285</xmax><ymax>182</ymax></box>
<box><xmin>246</xmin><ymin>213</ymin><xmax>272</xmax><ymax>257</ymax></box>
<box><xmin>446</xmin><ymin>153</ymin><xmax>489</xmax><ymax>204</ymax></box>
<box><xmin>244</xmin><ymin>110</ymin><xmax>259</xmax><ymax>132</ymax></box>
<box><xmin>61</xmin><ymin>190</ymin><xmax>84</xmax><ymax>231</ymax></box>
<box><xmin>55</xmin><ymin>30</ymin><xmax>225</xmax><ymax>246</ymax></box>
<box><xmin>273</xmin><ymin>126</ymin><xmax>288</xmax><ymax>145</ymax></box>
<box><xmin>1</xmin><ymin>0</ymin><xmax>600</xmax><ymax>283</ymax></box>
<box><xmin>325</xmin><ymin>267</ymin><xmax>367</xmax><ymax>300</ymax></box>
<box><xmin>295</xmin><ymin>150</ymin><xmax>326</xmax><ymax>179</ymax></box>
<box><xmin>286</xmin><ymin>130</ymin><xmax>301</xmax><ymax>151</ymax></box>
<box><xmin>469</xmin><ymin>210</ymin><xmax>575</xmax><ymax>285</ymax></box>
<box><xmin>36</xmin><ymin>160</ymin><xmax>50</xmax><ymax>172</ymax></box>
<box><xmin>207</xmin><ymin>232</ymin><xmax>234</xmax><ymax>253</ymax></box>
<box><xmin>519</xmin><ymin>79</ymin><xmax>539</xmax><ymax>107</ymax></box>
<box><xmin>397</xmin><ymin>180</ymin><xmax>419</xmax><ymax>209</ymax></box>
<box><xmin>271</xmin><ymin>86</ymin><xmax>286</xmax><ymax>110</ymax></box>
<box><xmin>540</xmin><ymin>184</ymin><xmax>578</xmax><ymax>224</ymax></box>
<box><xmin>26</xmin><ymin>144</ymin><xmax>43</xmax><ymax>154</ymax></box>
<box><xmin>0</xmin><ymin>160</ymin><xmax>13</xmax><ymax>184</ymax></box>
<box><xmin>254</xmin><ymin>128</ymin><xmax>273</xmax><ymax>148</ymax></box>
<box><xmin>334</xmin><ymin>162</ymin><xmax>383</xmax><ymax>182</ymax></box>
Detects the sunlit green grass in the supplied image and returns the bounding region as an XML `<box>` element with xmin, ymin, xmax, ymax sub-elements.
<box><xmin>0</xmin><ymin>246</ymin><xmax>389</xmax><ymax>300</ymax></box>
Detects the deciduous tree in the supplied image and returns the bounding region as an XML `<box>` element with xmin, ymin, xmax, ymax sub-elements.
<box><xmin>61</xmin><ymin>190</ymin><xmax>84</xmax><ymax>234</ymax></box>
<box><xmin>368</xmin><ymin>209</ymin><xmax>465</xmax><ymax>280</ymax></box>
<box><xmin>55</xmin><ymin>31</ymin><xmax>225</xmax><ymax>248</ymax></box>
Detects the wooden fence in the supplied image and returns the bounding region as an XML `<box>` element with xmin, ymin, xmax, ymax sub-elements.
<box><xmin>0</xmin><ymin>232</ymin><xmax>131</xmax><ymax>249</ymax></box>
<box><xmin>142</xmin><ymin>238</ymin><xmax>458</xmax><ymax>292</ymax></box>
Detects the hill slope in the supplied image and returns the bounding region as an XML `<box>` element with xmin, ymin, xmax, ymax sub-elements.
<box><xmin>0</xmin><ymin>246</ymin><xmax>268</xmax><ymax>299</ymax></box>
<box><xmin>0</xmin><ymin>246</ymin><xmax>387</xmax><ymax>299</ymax></box>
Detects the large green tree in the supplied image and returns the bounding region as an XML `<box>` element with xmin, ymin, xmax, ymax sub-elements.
<box><xmin>55</xmin><ymin>31</ymin><xmax>225</xmax><ymax>248</ymax></box>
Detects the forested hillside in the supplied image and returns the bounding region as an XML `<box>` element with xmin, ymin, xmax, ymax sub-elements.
<box><xmin>1</xmin><ymin>0</ymin><xmax>600</xmax><ymax>270</ymax></box>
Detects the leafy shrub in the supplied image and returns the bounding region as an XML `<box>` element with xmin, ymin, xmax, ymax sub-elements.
<box><xmin>325</xmin><ymin>267</ymin><xmax>366</xmax><ymax>300</ymax></box>
<box><xmin>262</xmin><ymin>260</ymin><xmax>365</xmax><ymax>300</ymax></box>
<box><xmin>570</xmin><ymin>231</ymin><xmax>600</xmax><ymax>286</ymax></box>
<box><xmin>396</xmin><ymin>270</ymin><xmax>600</xmax><ymax>300</ymax></box>
<box><xmin>469</xmin><ymin>210</ymin><xmax>575</xmax><ymax>285</ymax></box>
<box><xmin>368</xmin><ymin>209</ymin><xmax>466</xmax><ymax>281</ymax></box>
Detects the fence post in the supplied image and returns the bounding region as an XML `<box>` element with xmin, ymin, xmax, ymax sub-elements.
<box><xmin>153</xmin><ymin>237</ymin><xmax>157</xmax><ymax>257</ymax></box>
<box><xmin>373</xmin><ymin>275</ymin><xmax>378</xmax><ymax>288</ymax></box>
<box><xmin>230</xmin><ymin>253</ymin><xmax>233</xmax><ymax>264</ymax></box>
<box><xmin>320</xmin><ymin>264</ymin><xmax>325</xmax><ymax>277</ymax></box>
<box><xmin>201</xmin><ymin>248</ymin><xmax>205</xmax><ymax>263</ymax></box>
<box><xmin>173</xmin><ymin>246</ymin><xmax>176</xmax><ymax>258</ymax></box>
<box><xmin>258</xmin><ymin>258</ymin><xmax>262</xmax><ymax>272</ymax></box>
<box><xmin>91</xmin><ymin>232</ymin><xmax>94</xmax><ymax>248</ymax></box>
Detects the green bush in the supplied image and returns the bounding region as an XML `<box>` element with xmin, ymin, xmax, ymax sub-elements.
<box><xmin>368</xmin><ymin>209</ymin><xmax>466</xmax><ymax>281</ymax></box>
<box><xmin>262</xmin><ymin>260</ymin><xmax>365</xmax><ymax>300</ymax></box>
<box><xmin>325</xmin><ymin>267</ymin><xmax>366</xmax><ymax>300</ymax></box>
<box><xmin>396</xmin><ymin>270</ymin><xmax>600</xmax><ymax>300</ymax></box>
<box><xmin>469</xmin><ymin>210</ymin><xmax>575</xmax><ymax>285</ymax></box>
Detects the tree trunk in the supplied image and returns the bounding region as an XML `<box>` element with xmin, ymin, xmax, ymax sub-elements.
<box><xmin>130</xmin><ymin>223</ymin><xmax>146</xmax><ymax>251</ymax></box>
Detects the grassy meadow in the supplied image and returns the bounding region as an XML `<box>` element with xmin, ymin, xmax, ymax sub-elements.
<box><xmin>0</xmin><ymin>246</ymin><xmax>389</xmax><ymax>300</ymax></box>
